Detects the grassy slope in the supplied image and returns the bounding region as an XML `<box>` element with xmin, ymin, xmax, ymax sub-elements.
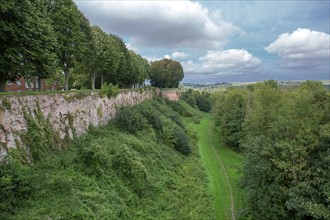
<box><xmin>1</xmin><ymin>99</ymin><xmax>216</xmax><ymax>220</ymax></box>
<box><xmin>190</xmin><ymin>115</ymin><xmax>243</xmax><ymax>220</ymax></box>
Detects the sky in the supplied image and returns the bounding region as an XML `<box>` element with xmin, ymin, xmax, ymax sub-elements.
<box><xmin>74</xmin><ymin>0</ymin><xmax>330</xmax><ymax>83</ymax></box>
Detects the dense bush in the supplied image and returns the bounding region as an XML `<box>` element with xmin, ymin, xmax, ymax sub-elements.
<box><xmin>115</xmin><ymin>106</ymin><xmax>146</xmax><ymax>134</ymax></box>
<box><xmin>0</xmin><ymin>98</ymin><xmax>215</xmax><ymax>219</ymax></box>
<box><xmin>173</xmin><ymin>127</ymin><xmax>191</xmax><ymax>156</ymax></box>
<box><xmin>212</xmin><ymin>80</ymin><xmax>330</xmax><ymax>219</ymax></box>
<box><xmin>161</xmin><ymin>123</ymin><xmax>191</xmax><ymax>156</ymax></box>
<box><xmin>166</xmin><ymin>99</ymin><xmax>193</xmax><ymax>117</ymax></box>
<box><xmin>139</xmin><ymin>107</ymin><xmax>164</xmax><ymax>133</ymax></box>
<box><xmin>212</xmin><ymin>89</ymin><xmax>246</xmax><ymax>151</ymax></box>
<box><xmin>196</xmin><ymin>92</ymin><xmax>211</xmax><ymax>112</ymax></box>
<box><xmin>99</xmin><ymin>83</ymin><xmax>120</xmax><ymax>98</ymax></box>
<box><xmin>181</xmin><ymin>89</ymin><xmax>197</xmax><ymax>107</ymax></box>
<box><xmin>182</xmin><ymin>89</ymin><xmax>211</xmax><ymax>112</ymax></box>
<box><xmin>112</xmin><ymin>145</ymin><xmax>148</xmax><ymax>194</ymax></box>
<box><xmin>0</xmin><ymin>159</ymin><xmax>32</xmax><ymax>217</ymax></box>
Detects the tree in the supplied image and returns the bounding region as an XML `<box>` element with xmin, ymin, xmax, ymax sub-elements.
<box><xmin>0</xmin><ymin>0</ymin><xmax>57</xmax><ymax>92</ymax></box>
<box><xmin>212</xmin><ymin>88</ymin><xmax>246</xmax><ymax>150</ymax></box>
<box><xmin>240</xmin><ymin>81</ymin><xmax>330</xmax><ymax>219</ymax></box>
<box><xmin>149</xmin><ymin>59</ymin><xmax>184</xmax><ymax>88</ymax></box>
<box><xmin>47</xmin><ymin>0</ymin><xmax>89</xmax><ymax>90</ymax></box>
<box><xmin>129</xmin><ymin>50</ymin><xmax>150</xmax><ymax>88</ymax></box>
<box><xmin>181</xmin><ymin>90</ymin><xmax>211</xmax><ymax>112</ymax></box>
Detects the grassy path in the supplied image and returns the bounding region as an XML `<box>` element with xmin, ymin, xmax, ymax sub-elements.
<box><xmin>208</xmin><ymin>125</ymin><xmax>236</xmax><ymax>220</ymax></box>
<box><xmin>190</xmin><ymin>115</ymin><xmax>243</xmax><ymax>220</ymax></box>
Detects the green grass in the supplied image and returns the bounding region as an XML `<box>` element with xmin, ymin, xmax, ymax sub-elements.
<box><xmin>0</xmin><ymin>98</ymin><xmax>216</xmax><ymax>220</ymax></box>
<box><xmin>0</xmin><ymin>89</ymin><xmax>97</xmax><ymax>96</ymax></box>
<box><xmin>190</xmin><ymin>115</ymin><xmax>244</xmax><ymax>220</ymax></box>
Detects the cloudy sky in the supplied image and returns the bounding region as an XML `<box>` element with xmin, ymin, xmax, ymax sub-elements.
<box><xmin>75</xmin><ymin>0</ymin><xmax>330</xmax><ymax>83</ymax></box>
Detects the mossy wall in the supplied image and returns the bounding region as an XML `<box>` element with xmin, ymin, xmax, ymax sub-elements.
<box><xmin>0</xmin><ymin>89</ymin><xmax>166</xmax><ymax>160</ymax></box>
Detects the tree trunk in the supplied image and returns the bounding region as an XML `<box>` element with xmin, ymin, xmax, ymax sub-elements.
<box><xmin>91</xmin><ymin>71</ymin><xmax>96</xmax><ymax>90</ymax></box>
<box><xmin>64</xmin><ymin>68</ymin><xmax>70</xmax><ymax>90</ymax></box>
<box><xmin>0</xmin><ymin>75</ymin><xmax>6</xmax><ymax>92</ymax></box>
<box><xmin>101</xmin><ymin>73</ymin><xmax>104</xmax><ymax>86</ymax></box>
<box><xmin>37</xmin><ymin>77</ymin><xmax>42</xmax><ymax>91</ymax></box>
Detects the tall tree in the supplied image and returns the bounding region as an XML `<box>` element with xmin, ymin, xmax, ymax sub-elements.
<box><xmin>212</xmin><ymin>88</ymin><xmax>246</xmax><ymax>150</ymax></box>
<box><xmin>149</xmin><ymin>59</ymin><xmax>184</xmax><ymax>88</ymax></box>
<box><xmin>129</xmin><ymin>50</ymin><xmax>150</xmax><ymax>88</ymax></box>
<box><xmin>241</xmin><ymin>81</ymin><xmax>330</xmax><ymax>219</ymax></box>
<box><xmin>47</xmin><ymin>0</ymin><xmax>89</xmax><ymax>90</ymax></box>
<box><xmin>0</xmin><ymin>0</ymin><xmax>57</xmax><ymax>92</ymax></box>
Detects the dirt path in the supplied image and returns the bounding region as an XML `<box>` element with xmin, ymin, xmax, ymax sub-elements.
<box><xmin>208</xmin><ymin>126</ymin><xmax>236</xmax><ymax>220</ymax></box>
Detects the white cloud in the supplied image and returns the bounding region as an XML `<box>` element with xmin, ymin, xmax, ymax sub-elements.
<box><xmin>171</xmin><ymin>52</ymin><xmax>189</xmax><ymax>59</ymax></box>
<box><xmin>265</xmin><ymin>28</ymin><xmax>330</xmax><ymax>59</ymax></box>
<box><xmin>76</xmin><ymin>0</ymin><xmax>241</xmax><ymax>49</ymax></box>
<box><xmin>183</xmin><ymin>49</ymin><xmax>262</xmax><ymax>76</ymax></box>
<box><xmin>143</xmin><ymin>54</ymin><xmax>171</xmax><ymax>62</ymax></box>
<box><xmin>265</xmin><ymin>28</ymin><xmax>330</xmax><ymax>74</ymax></box>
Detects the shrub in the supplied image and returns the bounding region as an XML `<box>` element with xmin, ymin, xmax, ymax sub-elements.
<box><xmin>140</xmin><ymin>108</ymin><xmax>163</xmax><ymax>133</ymax></box>
<box><xmin>182</xmin><ymin>90</ymin><xmax>211</xmax><ymax>112</ymax></box>
<box><xmin>99</xmin><ymin>83</ymin><xmax>120</xmax><ymax>98</ymax></box>
<box><xmin>0</xmin><ymin>159</ymin><xmax>32</xmax><ymax>216</ymax></box>
<box><xmin>115</xmin><ymin>106</ymin><xmax>146</xmax><ymax>134</ymax></box>
<box><xmin>181</xmin><ymin>89</ymin><xmax>197</xmax><ymax>107</ymax></box>
<box><xmin>166</xmin><ymin>99</ymin><xmax>192</xmax><ymax>117</ymax></box>
<box><xmin>79</xmin><ymin>141</ymin><xmax>110</xmax><ymax>176</ymax></box>
<box><xmin>162</xmin><ymin>124</ymin><xmax>176</xmax><ymax>147</ymax></box>
<box><xmin>162</xmin><ymin>122</ymin><xmax>191</xmax><ymax>156</ymax></box>
<box><xmin>196</xmin><ymin>93</ymin><xmax>211</xmax><ymax>112</ymax></box>
<box><xmin>173</xmin><ymin>128</ymin><xmax>191</xmax><ymax>155</ymax></box>
<box><xmin>112</xmin><ymin>145</ymin><xmax>148</xmax><ymax>194</ymax></box>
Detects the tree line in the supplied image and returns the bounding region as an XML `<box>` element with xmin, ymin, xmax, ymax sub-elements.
<box><xmin>212</xmin><ymin>80</ymin><xmax>330</xmax><ymax>219</ymax></box>
<box><xmin>0</xmin><ymin>0</ymin><xmax>184</xmax><ymax>92</ymax></box>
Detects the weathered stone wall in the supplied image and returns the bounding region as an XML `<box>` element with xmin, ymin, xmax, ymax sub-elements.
<box><xmin>160</xmin><ymin>89</ymin><xmax>181</xmax><ymax>101</ymax></box>
<box><xmin>0</xmin><ymin>89</ymin><xmax>161</xmax><ymax>159</ymax></box>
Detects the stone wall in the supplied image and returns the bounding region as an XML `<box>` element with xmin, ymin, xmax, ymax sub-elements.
<box><xmin>0</xmin><ymin>89</ymin><xmax>163</xmax><ymax>159</ymax></box>
<box><xmin>160</xmin><ymin>89</ymin><xmax>181</xmax><ymax>101</ymax></box>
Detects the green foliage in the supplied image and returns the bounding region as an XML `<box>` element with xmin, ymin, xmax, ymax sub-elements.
<box><xmin>0</xmin><ymin>158</ymin><xmax>32</xmax><ymax>218</ymax></box>
<box><xmin>149</xmin><ymin>58</ymin><xmax>184</xmax><ymax>88</ymax></box>
<box><xmin>212</xmin><ymin>89</ymin><xmax>246</xmax><ymax>151</ymax></box>
<box><xmin>182</xmin><ymin>89</ymin><xmax>211</xmax><ymax>112</ymax></box>
<box><xmin>115</xmin><ymin>98</ymin><xmax>193</xmax><ymax>156</ymax></box>
<box><xmin>172</xmin><ymin>127</ymin><xmax>191</xmax><ymax>156</ymax></box>
<box><xmin>1</xmin><ymin>98</ymin><xmax>11</xmax><ymax>110</ymax></box>
<box><xmin>99</xmin><ymin>83</ymin><xmax>120</xmax><ymax>98</ymax></box>
<box><xmin>112</xmin><ymin>145</ymin><xmax>148</xmax><ymax>194</ymax></box>
<box><xmin>115</xmin><ymin>106</ymin><xmax>146</xmax><ymax>134</ymax></box>
<box><xmin>191</xmin><ymin>116</ymin><xmax>244</xmax><ymax>219</ymax></box>
<box><xmin>196</xmin><ymin>92</ymin><xmax>212</xmax><ymax>112</ymax></box>
<box><xmin>165</xmin><ymin>99</ymin><xmax>193</xmax><ymax>117</ymax></box>
<box><xmin>182</xmin><ymin>90</ymin><xmax>197</xmax><ymax>107</ymax></box>
<box><xmin>21</xmin><ymin>103</ymin><xmax>61</xmax><ymax>162</ymax></box>
<box><xmin>63</xmin><ymin>92</ymin><xmax>89</xmax><ymax>102</ymax></box>
<box><xmin>1</xmin><ymin>0</ymin><xmax>150</xmax><ymax>92</ymax></box>
<box><xmin>47</xmin><ymin>0</ymin><xmax>91</xmax><ymax>90</ymax></box>
<box><xmin>0</xmin><ymin>98</ymin><xmax>215</xmax><ymax>220</ymax></box>
<box><xmin>0</xmin><ymin>0</ymin><xmax>57</xmax><ymax>92</ymax></box>
<box><xmin>212</xmin><ymin>80</ymin><xmax>330</xmax><ymax>219</ymax></box>
<box><xmin>139</xmin><ymin>107</ymin><xmax>164</xmax><ymax>133</ymax></box>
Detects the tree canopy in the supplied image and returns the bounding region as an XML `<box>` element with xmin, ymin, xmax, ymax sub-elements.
<box><xmin>149</xmin><ymin>58</ymin><xmax>184</xmax><ymax>88</ymax></box>
<box><xmin>0</xmin><ymin>0</ymin><xmax>57</xmax><ymax>92</ymax></box>
<box><xmin>212</xmin><ymin>81</ymin><xmax>330</xmax><ymax>219</ymax></box>
<box><xmin>0</xmin><ymin>0</ymin><xmax>150</xmax><ymax>92</ymax></box>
